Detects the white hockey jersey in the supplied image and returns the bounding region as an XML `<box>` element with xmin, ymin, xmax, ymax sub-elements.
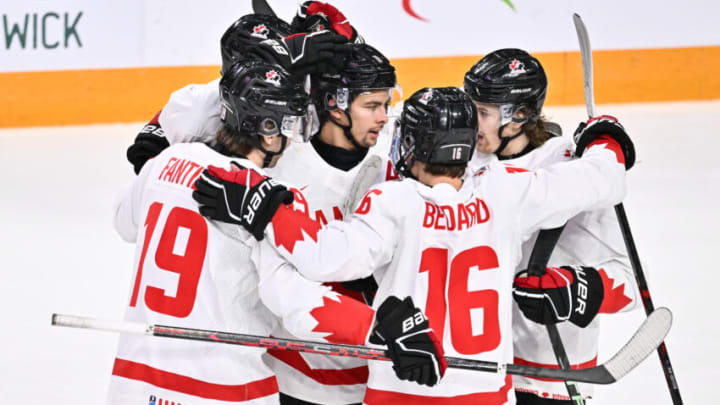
<box><xmin>255</xmin><ymin>138</ymin><xmax>628</xmax><ymax>404</ymax></box>
<box><xmin>159</xmin><ymin>79</ymin><xmax>222</xmax><ymax>145</ymax></box>
<box><xmin>259</xmin><ymin>128</ymin><xmax>398</xmax><ymax>405</ymax></box>
<box><xmin>110</xmin><ymin>144</ymin><xmax>376</xmax><ymax>405</ymax></box>
<box><xmin>470</xmin><ymin>136</ymin><xmax>639</xmax><ymax>400</ymax></box>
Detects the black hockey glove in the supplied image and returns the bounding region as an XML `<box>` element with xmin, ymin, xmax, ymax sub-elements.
<box><xmin>254</xmin><ymin>30</ymin><xmax>352</xmax><ymax>76</ymax></box>
<box><xmin>513</xmin><ymin>266</ymin><xmax>605</xmax><ymax>328</ymax></box>
<box><xmin>192</xmin><ymin>163</ymin><xmax>294</xmax><ymax>241</ymax></box>
<box><xmin>291</xmin><ymin>1</ymin><xmax>364</xmax><ymax>44</ymax></box>
<box><xmin>573</xmin><ymin>115</ymin><xmax>635</xmax><ymax>169</ymax></box>
<box><xmin>370</xmin><ymin>296</ymin><xmax>447</xmax><ymax>387</ymax></box>
<box><xmin>126</xmin><ymin>113</ymin><xmax>170</xmax><ymax>174</ymax></box>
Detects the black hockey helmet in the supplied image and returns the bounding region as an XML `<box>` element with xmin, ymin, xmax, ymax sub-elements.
<box><xmin>311</xmin><ymin>43</ymin><xmax>397</xmax><ymax>149</ymax></box>
<box><xmin>219</xmin><ymin>59</ymin><xmax>312</xmax><ymax>166</ymax></box>
<box><xmin>220</xmin><ymin>14</ymin><xmax>293</xmax><ymax>75</ymax></box>
<box><xmin>463</xmin><ymin>48</ymin><xmax>547</xmax><ymax>123</ymax></box>
<box><xmin>391</xmin><ymin>87</ymin><xmax>478</xmax><ymax>179</ymax></box>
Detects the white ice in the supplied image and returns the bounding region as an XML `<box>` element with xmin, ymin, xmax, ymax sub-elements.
<box><xmin>1</xmin><ymin>101</ymin><xmax>718</xmax><ymax>404</ymax></box>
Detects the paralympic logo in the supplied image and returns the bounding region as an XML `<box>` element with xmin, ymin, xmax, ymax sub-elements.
<box><xmin>402</xmin><ymin>0</ymin><xmax>517</xmax><ymax>22</ymax></box>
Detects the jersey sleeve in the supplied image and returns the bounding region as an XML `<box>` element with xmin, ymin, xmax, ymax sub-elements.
<box><xmin>113</xmin><ymin>156</ymin><xmax>156</xmax><ymax>242</ymax></box>
<box><xmin>487</xmin><ymin>137</ymin><xmax>628</xmax><ymax>238</ymax></box>
<box><xmin>563</xmin><ymin>208</ymin><xmax>639</xmax><ymax>314</ymax></box>
<box><xmin>253</xmin><ymin>238</ymin><xmax>376</xmax><ymax>345</ymax></box>
<box><xmin>159</xmin><ymin>79</ymin><xmax>222</xmax><ymax>145</ymax></box>
<box><xmin>262</xmin><ymin>185</ymin><xmax>397</xmax><ymax>283</ymax></box>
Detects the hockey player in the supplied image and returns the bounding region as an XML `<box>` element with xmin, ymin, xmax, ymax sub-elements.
<box><xmin>463</xmin><ymin>48</ymin><xmax>639</xmax><ymax>404</ymax></box>
<box><xmin>125</xmin><ymin>10</ymin><xmax>400</xmax><ymax>404</ymax></box>
<box><xmin>253</xmin><ymin>42</ymin><xmax>399</xmax><ymax>405</ymax></box>
<box><xmin>126</xmin><ymin>11</ymin><xmax>354</xmax><ymax>174</ymax></box>
<box><xmin>192</xmin><ymin>86</ymin><xmax>637</xmax><ymax>404</ymax></box>
<box><xmin>110</xmin><ymin>59</ymin><xmax>422</xmax><ymax>405</ymax></box>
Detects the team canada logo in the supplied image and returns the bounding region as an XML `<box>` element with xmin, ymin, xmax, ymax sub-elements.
<box><xmin>507</xmin><ymin>59</ymin><xmax>527</xmax><ymax>77</ymax></box>
<box><xmin>251</xmin><ymin>24</ymin><xmax>269</xmax><ymax>39</ymax></box>
<box><xmin>418</xmin><ymin>89</ymin><xmax>433</xmax><ymax>105</ymax></box>
<box><xmin>265</xmin><ymin>70</ymin><xmax>282</xmax><ymax>87</ymax></box>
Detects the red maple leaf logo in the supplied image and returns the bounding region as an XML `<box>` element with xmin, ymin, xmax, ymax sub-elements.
<box><xmin>598</xmin><ymin>268</ymin><xmax>633</xmax><ymax>313</ymax></box>
<box><xmin>271</xmin><ymin>203</ymin><xmax>322</xmax><ymax>254</ymax></box>
<box><xmin>310</xmin><ymin>294</ymin><xmax>374</xmax><ymax>345</ymax></box>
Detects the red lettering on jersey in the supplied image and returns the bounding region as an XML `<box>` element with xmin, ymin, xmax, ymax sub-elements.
<box><xmin>171</xmin><ymin>159</ymin><xmax>189</xmax><ymax>184</ymax></box>
<box><xmin>434</xmin><ymin>206</ymin><xmax>446</xmax><ymax>230</ymax></box>
<box><xmin>385</xmin><ymin>161</ymin><xmax>400</xmax><ymax>181</ymax></box>
<box><xmin>598</xmin><ymin>268</ymin><xmax>633</xmax><ymax>313</ymax></box>
<box><xmin>271</xmin><ymin>203</ymin><xmax>322</xmax><ymax>254</ymax></box>
<box><xmin>355</xmin><ymin>189</ymin><xmax>382</xmax><ymax>215</ymax></box>
<box><xmin>186</xmin><ymin>165</ymin><xmax>204</xmax><ymax>190</ymax></box>
<box><xmin>457</xmin><ymin>203</ymin><xmax>470</xmax><ymax>230</ymax></box>
<box><xmin>158</xmin><ymin>157</ymin><xmax>204</xmax><ymax>190</ymax></box>
<box><xmin>423</xmin><ymin>202</ymin><xmax>436</xmax><ymax>228</ymax></box>
<box><xmin>441</xmin><ymin>205</ymin><xmax>455</xmax><ymax>231</ymax></box>
<box><xmin>310</xmin><ymin>295</ymin><xmax>374</xmax><ymax>345</ymax></box>
<box><xmin>477</xmin><ymin>199</ymin><xmax>490</xmax><ymax>223</ymax></box>
<box><xmin>313</xmin><ymin>206</ymin><xmax>344</xmax><ymax>226</ymax></box>
<box><xmin>422</xmin><ymin>198</ymin><xmax>491</xmax><ymax>230</ymax></box>
<box><xmin>314</xmin><ymin>209</ymin><xmax>328</xmax><ymax>226</ymax></box>
<box><xmin>332</xmin><ymin>206</ymin><xmax>344</xmax><ymax>221</ymax></box>
<box><xmin>159</xmin><ymin>157</ymin><xmax>178</xmax><ymax>181</ymax></box>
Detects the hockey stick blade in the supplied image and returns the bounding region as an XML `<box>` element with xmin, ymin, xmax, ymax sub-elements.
<box><xmin>504</xmin><ymin>307</ymin><xmax>672</xmax><ymax>384</ymax></box>
<box><xmin>52</xmin><ymin>308</ymin><xmax>671</xmax><ymax>384</ymax></box>
<box><xmin>573</xmin><ymin>13</ymin><xmax>596</xmax><ymax>118</ymax></box>
<box><xmin>252</xmin><ymin>0</ymin><xmax>277</xmax><ymax>17</ymax></box>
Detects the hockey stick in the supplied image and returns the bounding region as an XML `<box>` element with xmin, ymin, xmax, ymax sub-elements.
<box><xmin>573</xmin><ymin>13</ymin><xmax>683</xmax><ymax>404</ymax></box>
<box><xmin>52</xmin><ymin>309</ymin><xmax>670</xmax><ymax>384</ymax></box>
<box><xmin>528</xmin><ymin>226</ymin><xmax>585</xmax><ymax>405</ymax></box>
<box><xmin>252</xmin><ymin>0</ymin><xmax>277</xmax><ymax>17</ymax></box>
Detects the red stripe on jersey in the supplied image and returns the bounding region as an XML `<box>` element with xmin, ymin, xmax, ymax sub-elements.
<box><xmin>513</xmin><ymin>356</ymin><xmax>598</xmax><ymax>382</ymax></box>
<box><xmin>112</xmin><ymin>358</ymin><xmax>278</xmax><ymax>401</ymax></box>
<box><xmin>364</xmin><ymin>374</ymin><xmax>512</xmax><ymax>404</ymax></box>
<box><xmin>266</xmin><ymin>350</ymin><xmax>369</xmax><ymax>385</ymax></box>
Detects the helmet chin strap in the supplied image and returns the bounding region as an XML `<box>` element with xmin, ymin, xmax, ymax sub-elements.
<box><xmin>494</xmin><ymin>117</ymin><xmax>529</xmax><ymax>156</ymax></box>
<box><xmin>328</xmin><ymin>110</ymin><xmax>368</xmax><ymax>151</ymax></box>
<box><xmin>257</xmin><ymin>135</ymin><xmax>288</xmax><ymax>168</ymax></box>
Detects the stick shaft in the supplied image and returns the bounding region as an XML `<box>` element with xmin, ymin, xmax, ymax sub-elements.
<box><xmin>614</xmin><ymin>205</ymin><xmax>683</xmax><ymax>403</ymax></box>
<box><xmin>53</xmin><ymin>312</ymin><xmax>664</xmax><ymax>384</ymax></box>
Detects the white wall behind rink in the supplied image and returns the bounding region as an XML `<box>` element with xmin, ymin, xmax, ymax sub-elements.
<box><xmin>2</xmin><ymin>0</ymin><xmax>719</xmax><ymax>73</ymax></box>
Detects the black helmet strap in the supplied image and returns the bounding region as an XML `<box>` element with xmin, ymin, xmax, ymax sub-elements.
<box><xmin>328</xmin><ymin>108</ymin><xmax>368</xmax><ymax>151</ymax></box>
<box><xmin>494</xmin><ymin>119</ymin><xmax>528</xmax><ymax>156</ymax></box>
<box><xmin>256</xmin><ymin>135</ymin><xmax>289</xmax><ymax>168</ymax></box>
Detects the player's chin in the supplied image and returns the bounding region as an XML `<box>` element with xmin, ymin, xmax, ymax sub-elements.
<box><xmin>363</xmin><ymin>132</ymin><xmax>380</xmax><ymax>147</ymax></box>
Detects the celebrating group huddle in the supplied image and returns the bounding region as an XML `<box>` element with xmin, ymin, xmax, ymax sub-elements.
<box><xmin>111</xmin><ymin>2</ymin><xmax>638</xmax><ymax>404</ymax></box>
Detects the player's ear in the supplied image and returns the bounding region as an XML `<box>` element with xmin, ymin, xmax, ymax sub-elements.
<box><xmin>329</xmin><ymin>108</ymin><xmax>349</xmax><ymax>126</ymax></box>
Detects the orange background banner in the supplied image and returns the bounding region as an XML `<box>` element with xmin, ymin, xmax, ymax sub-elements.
<box><xmin>2</xmin><ymin>46</ymin><xmax>719</xmax><ymax>128</ymax></box>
